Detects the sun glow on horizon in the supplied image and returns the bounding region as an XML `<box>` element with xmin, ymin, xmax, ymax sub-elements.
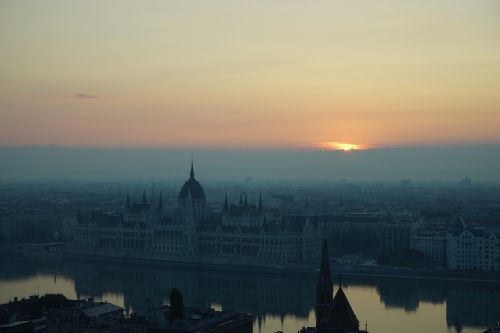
<box><xmin>315</xmin><ymin>142</ymin><xmax>367</xmax><ymax>152</ymax></box>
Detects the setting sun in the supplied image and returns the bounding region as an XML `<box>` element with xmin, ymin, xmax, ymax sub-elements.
<box><xmin>315</xmin><ymin>142</ymin><xmax>365</xmax><ymax>151</ymax></box>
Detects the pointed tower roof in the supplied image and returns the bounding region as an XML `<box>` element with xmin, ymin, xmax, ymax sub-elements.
<box><xmin>190</xmin><ymin>160</ymin><xmax>195</xmax><ymax>179</ymax></box>
<box><xmin>448</xmin><ymin>216</ymin><xmax>468</xmax><ymax>236</ymax></box>
<box><xmin>318</xmin><ymin>239</ymin><xmax>332</xmax><ymax>284</ymax></box>
<box><xmin>239</xmin><ymin>193</ymin><xmax>243</xmax><ymax>205</ymax></box>
<box><xmin>331</xmin><ymin>281</ymin><xmax>359</xmax><ymax>330</ymax></box>
<box><xmin>244</xmin><ymin>193</ymin><xmax>248</xmax><ymax>206</ymax></box>
<box><xmin>258</xmin><ymin>193</ymin><xmax>263</xmax><ymax>212</ymax></box>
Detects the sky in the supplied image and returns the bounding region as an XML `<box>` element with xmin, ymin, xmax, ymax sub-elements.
<box><xmin>1</xmin><ymin>146</ymin><xmax>500</xmax><ymax>182</ymax></box>
<box><xmin>1</xmin><ymin>0</ymin><xmax>499</xmax><ymax>149</ymax></box>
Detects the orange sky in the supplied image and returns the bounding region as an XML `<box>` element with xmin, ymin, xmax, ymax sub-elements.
<box><xmin>1</xmin><ymin>0</ymin><xmax>499</xmax><ymax>149</ymax></box>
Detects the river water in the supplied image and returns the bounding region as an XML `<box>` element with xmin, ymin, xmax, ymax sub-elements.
<box><xmin>0</xmin><ymin>256</ymin><xmax>498</xmax><ymax>333</ymax></box>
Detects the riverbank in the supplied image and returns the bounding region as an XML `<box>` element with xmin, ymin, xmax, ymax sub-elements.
<box><xmin>3</xmin><ymin>242</ymin><xmax>499</xmax><ymax>285</ymax></box>
<box><xmin>62</xmin><ymin>253</ymin><xmax>500</xmax><ymax>285</ymax></box>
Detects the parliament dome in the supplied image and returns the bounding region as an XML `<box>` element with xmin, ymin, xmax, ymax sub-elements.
<box><xmin>178</xmin><ymin>162</ymin><xmax>206</xmax><ymax>206</ymax></box>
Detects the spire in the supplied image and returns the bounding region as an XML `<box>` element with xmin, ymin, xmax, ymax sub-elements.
<box><xmin>258</xmin><ymin>193</ymin><xmax>263</xmax><ymax>212</ymax></box>
<box><xmin>224</xmin><ymin>193</ymin><xmax>229</xmax><ymax>212</ymax></box>
<box><xmin>319</xmin><ymin>239</ymin><xmax>332</xmax><ymax>286</ymax></box>
<box><xmin>239</xmin><ymin>193</ymin><xmax>243</xmax><ymax>205</ymax></box>
<box><xmin>316</xmin><ymin>238</ymin><xmax>333</xmax><ymax>327</ymax></box>
<box><xmin>158</xmin><ymin>192</ymin><xmax>163</xmax><ymax>212</ymax></box>
<box><xmin>142</xmin><ymin>190</ymin><xmax>147</xmax><ymax>204</ymax></box>
<box><xmin>244</xmin><ymin>193</ymin><xmax>248</xmax><ymax>206</ymax></box>
<box><xmin>190</xmin><ymin>159</ymin><xmax>195</xmax><ymax>179</ymax></box>
<box><xmin>126</xmin><ymin>193</ymin><xmax>130</xmax><ymax>210</ymax></box>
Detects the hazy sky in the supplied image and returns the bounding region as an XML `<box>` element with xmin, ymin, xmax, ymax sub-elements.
<box><xmin>1</xmin><ymin>0</ymin><xmax>499</xmax><ymax>149</ymax></box>
<box><xmin>1</xmin><ymin>146</ymin><xmax>500</xmax><ymax>182</ymax></box>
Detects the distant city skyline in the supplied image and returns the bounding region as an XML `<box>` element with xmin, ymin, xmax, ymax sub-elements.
<box><xmin>1</xmin><ymin>0</ymin><xmax>499</xmax><ymax>149</ymax></box>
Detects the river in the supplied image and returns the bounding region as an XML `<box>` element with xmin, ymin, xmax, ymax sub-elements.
<box><xmin>0</xmin><ymin>256</ymin><xmax>498</xmax><ymax>333</ymax></box>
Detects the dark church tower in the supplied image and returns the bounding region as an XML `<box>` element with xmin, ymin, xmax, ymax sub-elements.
<box><xmin>313</xmin><ymin>238</ymin><xmax>365</xmax><ymax>333</ymax></box>
<box><xmin>316</xmin><ymin>238</ymin><xmax>333</xmax><ymax>330</ymax></box>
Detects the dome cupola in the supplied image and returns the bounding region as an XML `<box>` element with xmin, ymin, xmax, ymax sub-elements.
<box><xmin>178</xmin><ymin>161</ymin><xmax>206</xmax><ymax>208</ymax></box>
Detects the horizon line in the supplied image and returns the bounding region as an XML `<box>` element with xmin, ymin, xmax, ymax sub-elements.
<box><xmin>1</xmin><ymin>142</ymin><xmax>500</xmax><ymax>151</ymax></box>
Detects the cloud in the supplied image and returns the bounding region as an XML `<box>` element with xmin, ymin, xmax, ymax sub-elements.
<box><xmin>75</xmin><ymin>93</ymin><xmax>99</xmax><ymax>99</ymax></box>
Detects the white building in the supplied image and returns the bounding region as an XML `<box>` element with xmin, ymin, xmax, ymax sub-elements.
<box><xmin>446</xmin><ymin>217</ymin><xmax>500</xmax><ymax>272</ymax></box>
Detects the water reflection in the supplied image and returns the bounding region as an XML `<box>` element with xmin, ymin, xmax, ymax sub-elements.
<box><xmin>0</xmin><ymin>257</ymin><xmax>497</xmax><ymax>333</ymax></box>
<box><xmin>377</xmin><ymin>281</ymin><xmax>446</xmax><ymax>312</ymax></box>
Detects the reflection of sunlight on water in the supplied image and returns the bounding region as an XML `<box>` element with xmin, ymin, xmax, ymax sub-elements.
<box><xmin>249</xmin><ymin>284</ymin><xmax>482</xmax><ymax>333</ymax></box>
<box><xmin>79</xmin><ymin>292</ymin><xmax>125</xmax><ymax>309</ymax></box>
<box><xmin>209</xmin><ymin>302</ymin><xmax>223</xmax><ymax>311</ymax></box>
<box><xmin>106</xmin><ymin>292</ymin><xmax>124</xmax><ymax>307</ymax></box>
<box><xmin>0</xmin><ymin>273</ymin><xmax>77</xmax><ymax>303</ymax></box>
<box><xmin>253</xmin><ymin>310</ymin><xmax>315</xmax><ymax>333</ymax></box>
<box><xmin>102</xmin><ymin>292</ymin><xmax>125</xmax><ymax>307</ymax></box>
<box><xmin>0</xmin><ymin>268</ymin><xmax>493</xmax><ymax>333</ymax></box>
<box><xmin>0</xmin><ymin>274</ymin><xmax>127</xmax><ymax>315</ymax></box>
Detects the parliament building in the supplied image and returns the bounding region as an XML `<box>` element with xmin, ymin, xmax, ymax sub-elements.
<box><xmin>72</xmin><ymin>163</ymin><xmax>320</xmax><ymax>265</ymax></box>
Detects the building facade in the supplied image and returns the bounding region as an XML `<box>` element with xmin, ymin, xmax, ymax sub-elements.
<box><xmin>410</xmin><ymin>230</ymin><xmax>446</xmax><ymax>264</ymax></box>
<box><xmin>72</xmin><ymin>164</ymin><xmax>320</xmax><ymax>265</ymax></box>
<box><xmin>446</xmin><ymin>217</ymin><xmax>500</xmax><ymax>272</ymax></box>
<box><xmin>379</xmin><ymin>222</ymin><xmax>411</xmax><ymax>257</ymax></box>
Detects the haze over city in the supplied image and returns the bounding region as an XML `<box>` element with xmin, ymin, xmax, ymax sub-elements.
<box><xmin>1</xmin><ymin>145</ymin><xmax>500</xmax><ymax>182</ymax></box>
<box><xmin>1</xmin><ymin>2</ymin><xmax>500</xmax><ymax>333</ymax></box>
